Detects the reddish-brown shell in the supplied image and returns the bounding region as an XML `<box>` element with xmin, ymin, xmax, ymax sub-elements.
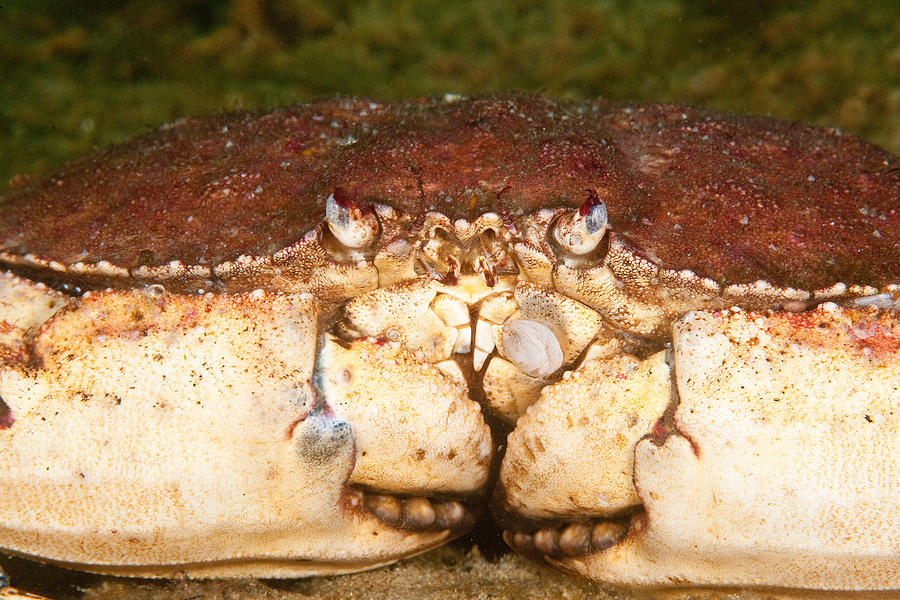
<box><xmin>1</xmin><ymin>94</ymin><xmax>898</xmax><ymax>291</ymax></box>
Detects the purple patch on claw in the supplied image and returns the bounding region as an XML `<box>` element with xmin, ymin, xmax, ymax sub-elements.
<box><xmin>0</xmin><ymin>396</ymin><xmax>13</xmax><ymax>429</ymax></box>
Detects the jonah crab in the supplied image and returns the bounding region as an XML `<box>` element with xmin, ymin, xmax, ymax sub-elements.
<box><xmin>0</xmin><ymin>94</ymin><xmax>897</xmax><ymax>599</ymax></box>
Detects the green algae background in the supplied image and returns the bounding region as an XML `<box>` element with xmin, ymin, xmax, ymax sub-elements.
<box><xmin>1</xmin><ymin>1</ymin><xmax>899</xmax><ymax>599</ymax></box>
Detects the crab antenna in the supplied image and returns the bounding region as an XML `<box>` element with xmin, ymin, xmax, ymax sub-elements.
<box><xmin>552</xmin><ymin>190</ymin><xmax>608</xmax><ymax>255</ymax></box>
<box><xmin>325</xmin><ymin>189</ymin><xmax>380</xmax><ymax>248</ymax></box>
<box><xmin>501</xmin><ymin>319</ymin><xmax>564</xmax><ymax>378</ymax></box>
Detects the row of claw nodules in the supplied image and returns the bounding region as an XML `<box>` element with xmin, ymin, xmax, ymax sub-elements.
<box><xmin>324</xmin><ymin>188</ymin><xmax>610</xmax><ymax>259</ymax></box>
<box><xmin>506</xmin><ymin>519</ymin><xmax>630</xmax><ymax>559</ymax></box>
<box><xmin>363</xmin><ymin>492</ymin><xmax>475</xmax><ymax>532</ymax></box>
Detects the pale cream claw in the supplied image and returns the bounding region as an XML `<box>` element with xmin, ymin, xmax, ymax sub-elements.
<box><xmin>0</xmin><ymin>288</ymin><xmax>488</xmax><ymax>579</ymax></box>
<box><xmin>516</xmin><ymin>306</ymin><xmax>900</xmax><ymax>590</ymax></box>
<box><xmin>316</xmin><ymin>335</ymin><xmax>493</xmax><ymax>495</ymax></box>
<box><xmin>500</xmin><ymin>352</ymin><xmax>671</xmax><ymax>520</ymax></box>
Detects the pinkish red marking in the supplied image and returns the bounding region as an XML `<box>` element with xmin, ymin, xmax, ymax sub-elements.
<box><xmin>284</xmin><ymin>139</ymin><xmax>307</xmax><ymax>153</ymax></box>
<box><xmin>646</xmin><ymin>415</ymin><xmax>701</xmax><ymax>457</ymax></box>
<box><xmin>331</xmin><ymin>187</ymin><xmax>355</xmax><ymax>209</ymax></box>
<box><xmin>579</xmin><ymin>189</ymin><xmax>603</xmax><ymax>216</ymax></box>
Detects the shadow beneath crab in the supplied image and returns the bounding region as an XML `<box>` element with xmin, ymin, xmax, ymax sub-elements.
<box><xmin>0</xmin><ymin>553</ymin><xmax>103</xmax><ymax>599</ymax></box>
<box><xmin>4</xmin><ymin>545</ymin><xmax>894</xmax><ymax>600</ymax></box>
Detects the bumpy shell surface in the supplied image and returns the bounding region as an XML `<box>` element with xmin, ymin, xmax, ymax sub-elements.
<box><xmin>1</xmin><ymin>94</ymin><xmax>898</xmax><ymax>292</ymax></box>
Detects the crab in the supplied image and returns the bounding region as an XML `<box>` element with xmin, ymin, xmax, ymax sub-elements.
<box><xmin>0</xmin><ymin>94</ymin><xmax>898</xmax><ymax>599</ymax></box>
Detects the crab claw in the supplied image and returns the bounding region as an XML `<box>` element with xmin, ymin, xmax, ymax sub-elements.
<box><xmin>325</xmin><ymin>189</ymin><xmax>380</xmax><ymax>248</ymax></box>
<box><xmin>315</xmin><ymin>334</ymin><xmax>492</xmax><ymax>496</ymax></box>
<box><xmin>551</xmin><ymin>190</ymin><xmax>608</xmax><ymax>256</ymax></box>
<box><xmin>500</xmin><ymin>351</ymin><xmax>672</xmax><ymax>521</ymax></box>
<box><xmin>0</xmin><ymin>281</ymin><xmax>491</xmax><ymax>579</ymax></box>
<box><xmin>499</xmin><ymin>306</ymin><xmax>900</xmax><ymax>590</ymax></box>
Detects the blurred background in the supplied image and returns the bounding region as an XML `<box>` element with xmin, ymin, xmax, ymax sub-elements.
<box><xmin>2</xmin><ymin>0</ymin><xmax>899</xmax><ymax>188</ymax></box>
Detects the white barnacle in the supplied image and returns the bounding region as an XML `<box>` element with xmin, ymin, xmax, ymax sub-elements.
<box><xmin>325</xmin><ymin>191</ymin><xmax>380</xmax><ymax>249</ymax></box>
<box><xmin>851</xmin><ymin>293</ymin><xmax>899</xmax><ymax>310</ymax></box>
<box><xmin>552</xmin><ymin>191</ymin><xmax>608</xmax><ymax>255</ymax></box>
<box><xmin>501</xmin><ymin>318</ymin><xmax>564</xmax><ymax>378</ymax></box>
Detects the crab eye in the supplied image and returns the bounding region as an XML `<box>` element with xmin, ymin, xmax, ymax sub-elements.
<box><xmin>551</xmin><ymin>190</ymin><xmax>608</xmax><ymax>256</ymax></box>
<box><xmin>501</xmin><ymin>319</ymin><xmax>564</xmax><ymax>378</ymax></box>
<box><xmin>325</xmin><ymin>189</ymin><xmax>380</xmax><ymax>249</ymax></box>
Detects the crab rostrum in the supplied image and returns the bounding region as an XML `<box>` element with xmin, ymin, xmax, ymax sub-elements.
<box><xmin>0</xmin><ymin>94</ymin><xmax>898</xmax><ymax>597</ymax></box>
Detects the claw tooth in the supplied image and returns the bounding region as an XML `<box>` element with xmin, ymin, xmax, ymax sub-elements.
<box><xmin>325</xmin><ymin>189</ymin><xmax>379</xmax><ymax>248</ymax></box>
<box><xmin>433</xmin><ymin>500</ymin><xmax>467</xmax><ymax>528</ymax></box>
<box><xmin>509</xmin><ymin>530</ymin><xmax>533</xmax><ymax>552</ymax></box>
<box><xmin>533</xmin><ymin>527</ymin><xmax>561</xmax><ymax>556</ymax></box>
<box><xmin>402</xmin><ymin>497</ymin><xmax>436</xmax><ymax>529</ymax></box>
<box><xmin>552</xmin><ymin>190</ymin><xmax>608</xmax><ymax>255</ymax></box>
<box><xmin>559</xmin><ymin>522</ymin><xmax>592</xmax><ymax>556</ymax></box>
<box><xmin>591</xmin><ymin>519</ymin><xmax>627</xmax><ymax>552</ymax></box>
<box><xmin>364</xmin><ymin>493</ymin><xmax>402</xmax><ymax>526</ymax></box>
<box><xmin>501</xmin><ymin>319</ymin><xmax>563</xmax><ymax>378</ymax></box>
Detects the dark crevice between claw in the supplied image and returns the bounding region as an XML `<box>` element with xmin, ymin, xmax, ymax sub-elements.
<box><xmin>3</xmin><ymin>263</ymin><xmax>88</xmax><ymax>296</ymax></box>
<box><xmin>447</xmin><ymin>343</ymin><xmax>514</xmax><ymax>560</ymax></box>
<box><xmin>0</xmin><ymin>552</ymin><xmax>104</xmax><ymax>599</ymax></box>
<box><xmin>4</xmin><ymin>261</ymin><xmax>227</xmax><ymax>297</ymax></box>
<box><xmin>644</xmin><ymin>347</ymin><xmax>700</xmax><ymax>456</ymax></box>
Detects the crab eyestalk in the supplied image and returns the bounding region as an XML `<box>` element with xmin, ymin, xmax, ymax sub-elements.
<box><xmin>325</xmin><ymin>189</ymin><xmax>380</xmax><ymax>249</ymax></box>
<box><xmin>552</xmin><ymin>190</ymin><xmax>608</xmax><ymax>255</ymax></box>
<box><xmin>501</xmin><ymin>319</ymin><xmax>564</xmax><ymax>378</ymax></box>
